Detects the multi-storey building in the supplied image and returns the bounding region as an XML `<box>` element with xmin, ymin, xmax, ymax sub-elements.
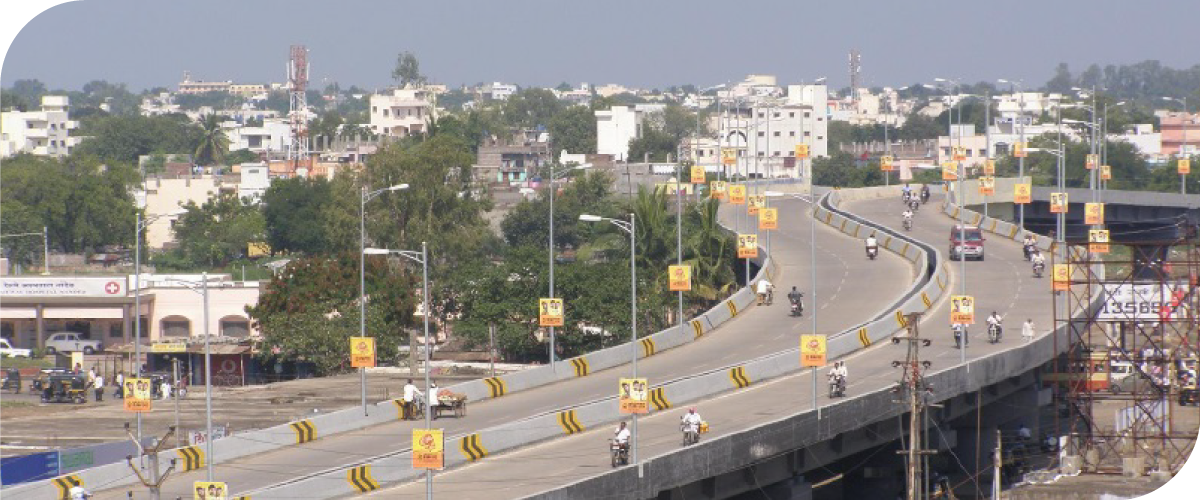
<box><xmin>0</xmin><ymin>95</ymin><xmax>81</xmax><ymax>158</ymax></box>
<box><xmin>369</xmin><ymin>87</ymin><xmax>436</xmax><ymax>138</ymax></box>
<box><xmin>595</xmin><ymin>105</ymin><xmax>644</xmax><ymax>161</ymax></box>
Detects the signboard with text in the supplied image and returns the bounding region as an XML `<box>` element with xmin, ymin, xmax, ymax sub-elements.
<box><xmin>124</xmin><ymin>378</ymin><xmax>152</xmax><ymax>412</ymax></box>
<box><xmin>721</xmin><ymin>148</ymin><xmax>737</xmax><ymax>166</ymax></box>
<box><xmin>1050</xmin><ymin>192</ymin><xmax>1068</xmax><ymax>213</ymax></box>
<box><xmin>350</xmin><ymin>337</ymin><xmax>376</xmax><ymax>368</ymax></box>
<box><xmin>737</xmin><ymin>234</ymin><xmax>759</xmax><ymax>259</ymax></box>
<box><xmin>1085</xmin><ymin>203</ymin><xmax>1105</xmax><ymax>225</ymax></box>
<box><xmin>978</xmin><ymin>176</ymin><xmax>995</xmax><ymax>196</ymax></box>
<box><xmin>800</xmin><ymin>335</ymin><xmax>827</xmax><ymax>368</ymax></box>
<box><xmin>1</xmin><ymin>277</ymin><xmax>128</xmax><ymax>298</ymax></box>
<box><xmin>619</xmin><ymin>378</ymin><xmax>649</xmax><ymax>414</ymax></box>
<box><xmin>950</xmin><ymin>295</ymin><xmax>975</xmax><ymax>325</ymax></box>
<box><xmin>759</xmin><ymin>208</ymin><xmax>778</xmax><ymax>230</ymax></box>
<box><xmin>539</xmin><ymin>298</ymin><xmax>564</xmax><ymax>327</ymax></box>
<box><xmin>690</xmin><ymin>165</ymin><xmax>706</xmax><ymax>184</ymax></box>
<box><xmin>729</xmin><ymin>185</ymin><xmax>746</xmax><ymax>204</ymax></box>
<box><xmin>669</xmin><ymin>265</ymin><xmax>692</xmax><ymax>292</ymax></box>
<box><xmin>1013</xmin><ymin>183</ymin><xmax>1032</xmax><ymax>204</ymax></box>
<box><xmin>412</xmin><ymin>429</ymin><xmax>445</xmax><ymax>469</ymax></box>
<box><xmin>747</xmin><ymin>195</ymin><xmax>765</xmax><ymax>215</ymax></box>
<box><xmin>1089</xmin><ymin>229</ymin><xmax>1110</xmax><ymax>254</ymax></box>
<box><xmin>152</xmin><ymin>342</ymin><xmax>187</xmax><ymax>353</ymax></box>
<box><xmin>710</xmin><ymin>180</ymin><xmax>727</xmax><ymax>200</ymax></box>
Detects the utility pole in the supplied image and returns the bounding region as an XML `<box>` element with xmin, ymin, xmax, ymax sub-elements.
<box><xmin>173</xmin><ymin>359</ymin><xmax>181</xmax><ymax>448</ymax></box>
<box><xmin>893</xmin><ymin>312</ymin><xmax>936</xmax><ymax>500</ymax></box>
<box><xmin>992</xmin><ymin>428</ymin><xmax>1003</xmax><ymax>499</ymax></box>
<box><xmin>124</xmin><ymin>423</ymin><xmax>176</xmax><ymax>500</ymax></box>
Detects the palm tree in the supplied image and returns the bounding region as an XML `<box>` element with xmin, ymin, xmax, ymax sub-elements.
<box><xmin>684</xmin><ymin>198</ymin><xmax>736</xmax><ymax>303</ymax></box>
<box><xmin>194</xmin><ymin>114</ymin><xmax>230</xmax><ymax>166</ymax></box>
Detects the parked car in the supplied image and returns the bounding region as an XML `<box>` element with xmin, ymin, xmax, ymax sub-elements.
<box><xmin>949</xmin><ymin>225</ymin><xmax>986</xmax><ymax>261</ymax></box>
<box><xmin>1109</xmin><ymin>372</ymin><xmax>1165</xmax><ymax>395</ymax></box>
<box><xmin>44</xmin><ymin>332</ymin><xmax>102</xmax><ymax>354</ymax></box>
<box><xmin>0</xmin><ymin>338</ymin><xmax>32</xmax><ymax>357</ymax></box>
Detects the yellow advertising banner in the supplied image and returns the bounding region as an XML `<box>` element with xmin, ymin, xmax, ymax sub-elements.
<box><xmin>152</xmin><ymin>342</ymin><xmax>187</xmax><ymax>353</ymax></box>
<box><xmin>710</xmin><ymin>180</ymin><xmax>727</xmax><ymax>200</ymax></box>
<box><xmin>1085</xmin><ymin>153</ymin><xmax>1099</xmax><ymax>170</ymax></box>
<box><xmin>124</xmin><ymin>378</ymin><xmax>152</xmax><ymax>412</ymax></box>
<box><xmin>978</xmin><ymin>176</ymin><xmax>995</xmax><ymax>196</ymax></box>
<box><xmin>880</xmin><ymin>155</ymin><xmax>895</xmax><ymax>172</ymax></box>
<box><xmin>1013</xmin><ymin>142</ymin><xmax>1027</xmax><ymax>158</ymax></box>
<box><xmin>950</xmin><ymin>295</ymin><xmax>975</xmax><ymax>325</ymax></box>
<box><xmin>1084</xmin><ymin>203</ymin><xmax>1104</xmax><ymax>225</ymax></box>
<box><xmin>952</xmin><ymin>146</ymin><xmax>967</xmax><ymax>161</ymax></box>
<box><xmin>668</xmin><ymin>265</ymin><xmax>692</xmax><ymax>292</ymax></box>
<box><xmin>412</xmin><ymin>429</ymin><xmax>445</xmax><ymax>469</ymax></box>
<box><xmin>1100</xmin><ymin>164</ymin><xmax>1112</xmax><ymax>181</ymax></box>
<box><xmin>1088</xmin><ymin>229</ymin><xmax>1110</xmax><ymax>254</ymax></box>
<box><xmin>737</xmin><ymin>234</ymin><xmax>759</xmax><ymax>259</ymax></box>
<box><xmin>721</xmin><ymin>148</ymin><xmax>737</xmax><ymax>166</ymax></box>
<box><xmin>619</xmin><ymin>378</ymin><xmax>649</xmax><ymax>414</ymax></box>
<box><xmin>193</xmin><ymin>481</ymin><xmax>228</xmax><ymax>500</ymax></box>
<box><xmin>747</xmin><ymin>194</ymin><xmax>765</xmax><ymax>215</ymax></box>
<box><xmin>350</xmin><ymin>337</ymin><xmax>376</xmax><ymax>368</ymax></box>
<box><xmin>800</xmin><ymin>335</ymin><xmax>827</xmax><ymax>368</ymax></box>
<box><xmin>1180</xmin><ymin>158</ymin><xmax>1192</xmax><ymax>175</ymax></box>
<box><xmin>795</xmin><ymin>144</ymin><xmax>810</xmax><ymax>159</ymax></box>
<box><xmin>690</xmin><ymin>165</ymin><xmax>706</xmax><ymax>184</ymax></box>
<box><xmin>759</xmin><ymin>208</ymin><xmax>778</xmax><ymax>230</ymax></box>
<box><xmin>248</xmin><ymin>242</ymin><xmax>271</xmax><ymax>258</ymax></box>
<box><xmin>1013</xmin><ymin>183</ymin><xmax>1032</xmax><ymax>204</ymax></box>
<box><xmin>942</xmin><ymin>162</ymin><xmax>958</xmax><ymax>181</ymax></box>
<box><xmin>539</xmin><ymin>298</ymin><xmax>564</xmax><ymax>327</ymax></box>
<box><xmin>984</xmin><ymin>159</ymin><xmax>996</xmax><ymax>176</ymax></box>
<box><xmin>1050</xmin><ymin>192</ymin><xmax>1068</xmax><ymax>213</ymax></box>
<box><xmin>729</xmin><ymin>184</ymin><xmax>746</xmax><ymax>204</ymax></box>
<box><xmin>1052</xmin><ymin>264</ymin><xmax>1070</xmax><ymax>291</ymax></box>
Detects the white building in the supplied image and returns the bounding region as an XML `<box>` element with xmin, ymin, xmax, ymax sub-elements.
<box><xmin>369</xmin><ymin>87</ymin><xmax>436</xmax><ymax>138</ymax></box>
<box><xmin>596</xmin><ymin>105</ymin><xmax>644</xmax><ymax>161</ymax></box>
<box><xmin>483</xmin><ymin>82</ymin><xmax>517</xmax><ymax>100</ymax></box>
<box><xmin>0</xmin><ymin>95</ymin><xmax>81</xmax><ymax>158</ymax></box>
<box><xmin>140</xmin><ymin>92</ymin><xmax>181</xmax><ymax>116</ymax></box>
<box><xmin>690</xmin><ymin>84</ymin><xmax>828</xmax><ymax>180</ymax></box>
<box><xmin>238</xmin><ymin>162</ymin><xmax>271</xmax><ymax>202</ymax></box>
<box><xmin>223</xmin><ymin>118</ymin><xmax>292</xmax><ymax>155</ymax></box>
<box><xmin>139</xmin><ymin>175</ymin><xmax>232</xmax><ymax>249</ymax></box>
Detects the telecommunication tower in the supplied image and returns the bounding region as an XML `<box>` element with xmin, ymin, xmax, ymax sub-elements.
<box><xmin>849</xmin><ymin>49</ymin><xmax>862</xmax><ymax>104</ymax></box>
<box><xmin>287</xmin><ymin>45</ymin><xmax>309</xmax><ymax>168</ymax></box>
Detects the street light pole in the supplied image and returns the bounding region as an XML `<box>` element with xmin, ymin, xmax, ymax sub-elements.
<box><xmin>1164</xmin><ymin>97</ymin><xmax>1191</xmax><ymax>194</ymax></box>
<box><xmin>359</xmin><ymin>184</ymin><xmax>408</xmax><ymax>415</ymax></box>
<box><xmin>202</xmin><ymin>272</ymin><xmax>212</xmax><ymax>481</ymax></box>
<box><xmin>549</xmin><ymin>161</ymin><xmax>557</xmax><ymax>371</ymax></box>
<box><xmin>936</xmin><ymin>77</ymin><xmax>967</xmax><ymax>364</ymax></box>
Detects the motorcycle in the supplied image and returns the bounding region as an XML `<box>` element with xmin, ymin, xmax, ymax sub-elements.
<box><xmin>867</xmin><ymin>246</ymin><xmax>878</xmax><ymax>260</ymax></box>
<box><xmin>903</xmin><ymin>218</ymin><xmax>913</xmax><ymax>231</ymax></box>
<box><xmin>1023</xmin><ymin>244</ymin><xmax>1035</xmax><ymax>261</ymax></box>
<box><xmin>988</xmin><ymin>323</ymin><xmax>1002</xmax><ymax>344</ymax></box>
<box><xmin>828</xmin><ymin>374</ymin><xmax>846</xmax><ymax>398</ymax></box>
<box><xmin>681</xmin><ymin>423</ymin><xmax>700</xmax><ymax>446</ymax></box>
<box><xmin>789</xmin><ymin>296</ymin><xmax>804</xmax><ymax>317</ymax></box>
<box><xmin>920</xmin><ymin>189</ymin><xmax>930</xmax><ymax>204</ymax></box>
<box><xmin>1033</xmin><ymin>261</ymin><xmax>1045</xmax><ymax>278</ymax></box>
<box><xmin>610</xmin><ymin>439</ymin><xmax>630</xmax><ymax>467</ymax></box>
<box><xmin>902</xmin><ymin>191</ymin><xmax>911</xmax><ymax>204</ymax></box>
<box><xmin>758</xmin><ymin>288</ymin><xmax>774</xmax><ymax>306</ymax></box>
<box><xmin>909</xmin><ymin>199</ymin><xmax>920</xmax><ymax>212</ymax></box>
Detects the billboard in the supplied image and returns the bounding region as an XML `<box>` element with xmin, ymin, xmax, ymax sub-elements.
<box><xmin>1</xmin><ymin>277</ymin><xmax>128</xmax><ymax>298</ymax></box>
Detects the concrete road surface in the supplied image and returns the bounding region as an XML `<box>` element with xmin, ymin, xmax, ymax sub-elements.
<box><xmin>366</xmin><ymin>194</ymin><xmax>1059</xmax><ymax>499</ymax></box>
<box><xmin>91</xmin><ymin>192</ymin><xmax>912</xmax><ymax>499</ymax></box>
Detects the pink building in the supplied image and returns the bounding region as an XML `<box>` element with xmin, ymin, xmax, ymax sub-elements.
<box><xmin>1160</xmin><ymin>111</ymin><xmax>1199</xmax><ymax>156</ymax></box>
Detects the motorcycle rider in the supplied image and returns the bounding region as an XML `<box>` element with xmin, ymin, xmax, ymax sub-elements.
<box><xmin>953</xmin><ymin>323</ymin><xmax>968</xmax><ymax>348</ymax></box>
<box><xmin>902</xmin><ymin>183</ymin><xmax>913</xmax><ymax>202</ymax></box>
<box><xmin>987</xmin><ymin>311</ymin><xmax>1003</xmax><ymax>341</ymax></box>
<box><xmin>757</xmin><ymin>278</ymin><xmax>774</xmax><ymax>306</ymax></box>
<box><xmin>829</xmin><ymin>361</ymin><xmax>848</xmax><ymax>395</ymax></box>
<box><xmin>613</xmin><ymin>421</ymin><xmax>631</xmax><ymax>449</ymax></box>
<box><xmin>681</xmin><ymin>408</ymin><xmax>704</xmax><ymax>443</ymax></box>
<box><xmin>1031</xmin><ymin>250</ymin><xmax>1046</xmax><ymax>275</ymax></box>
<box><xmin>865</xmin><ymin>233</ymin><xmax>879</xmax><ymax>259</ymax></box>
<box><xmin>1022</xmin><ymin>234</ymin><xmax>1037</xmax><ymax>260</ymax></box>
<box><xmin>787</xmin><ymin>286</ymin><xmax>803</xmax><ymax>315</ymax></box>
<box><xmin>902</xmin><ymin>208</ymin><xmax>914</xmax><ymax>229</ymax></box>
<box><xmin>920</xmin><ymin>184</ymin><xmax>931</xmax><ymax>203</ymax></box>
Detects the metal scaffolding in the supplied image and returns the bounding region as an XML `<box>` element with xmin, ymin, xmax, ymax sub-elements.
<box><xmin>1053</xmin><ymin>221</ymin><xmax>1200</xmax><ymax>474</ymax></box>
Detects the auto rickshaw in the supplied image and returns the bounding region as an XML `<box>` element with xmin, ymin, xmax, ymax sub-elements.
<box><xmin>2</xmin><ymin>368</ymin><xmax>20</xmax><ymax>393</ymax></box>
<box><xmin>28</xmin><ymin>368</ymin><xmax>70</xmax><ymax>393</ymax></box>
<box><xmin>41</xmin><ymin>373</ymin><xmax>88</xmax><ymax>404</ymax></box>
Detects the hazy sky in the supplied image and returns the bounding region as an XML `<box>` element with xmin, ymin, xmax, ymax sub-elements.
<box><xmin>2</xmin><ymin>0</ymin><xmax>1199</xmax><ymax>93</ymax></box>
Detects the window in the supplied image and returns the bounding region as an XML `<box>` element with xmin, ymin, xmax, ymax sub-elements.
<box><xmin>758</xmin><ymin>131</ymin><xmax>765</xmax><ymax>137</ymax></box>
<box><xmin>382</xmin><ymin>109</ymin><xmax>389</xmax><ymax>117</ymax></box>
<box><xmin>109</xmin><ymin>323</ymin><xmax>123</xmax><ymax>339</ymax></box>
<box><xmin>817</xmin><ymin>117</ymin><xmax>824</xmax><ymax>121</ymax></box>
<box><xmin>817</xmin><ymin>136</ymin><xmax>824</xmax><ymax>140</ymax></box>
<box><xmin>805</xmin><ymin>131</ymin><xmax>811</xmax><ymax>137</ymax></box>
<box><xmin>161</xmin><ymin>317</ymin><xmax>190</xmax><ymax>337</ymax></box>
<box><xmin>372</xmin><ymin>106</ymin><xmax>377</xmax><ymax>113</ymax></box>
<box><xmin>774</xmin><ymin>151</ymin><xmax>780</xmax><ymax>156</ymax></box>
<box><xmin>790</xmin><ymin>131</ymin><xmax>796</xmax><ymax>137</ymax></box>
<box><xmin>758</xmin><ymin>112</ymin><xmax>764</xmax><ymax>118</ymax></box>
<box><xmin>221</xmin><ymin>317</ymin><xmax>251</xmax><ymax>338</ymax></box>
<box><xmin>774</xmin><ymin>112</ymin><xmax>780</xmax><ymax>118</ymax></box>
<box><xmin>789</xmin><ymin>112</ymin><xmax>795</xmax><ymax>118</ymax></box>
<box><xmin>804</xmin><ymin>112</ymin><xmax>811</xmax><ymax>118</ymax></box>
<box><xmin>774</xmin><ymin>131</ymin><xmax>781</xmax><ymax>137</ymax></box>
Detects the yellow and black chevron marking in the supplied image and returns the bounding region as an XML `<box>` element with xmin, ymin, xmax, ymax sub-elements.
<box><xmin>952</xmin><ymin>206</ymin><xmax>961</xmax><ymax>218</ymax></box>
<box><xmin>691</xmin><ymin>319</ymin><xmax>704</xmax><ymax>339</ymax></box>
<box><xmin>459</xmin><ymin>434</ymin><xmax>489</xmax><ymax>461</ymax></box>
<box><xmin>290</xmin><ymin>419</ymin><xmax>317</xmax><ymax>444</ymax></box>
<box><xmin>392</xmin><ymin>398</ymin><xmax>406</xmax><ymax>419</ymax></box>
<box><xmin>233</xmin><ymin>497</ymin><xmax>251</xmax><ymax>500</ymax></box>
<box><xmin>484</xmin><ymin>377</ymin><xmax>507</xmax><ymax>397</ymax></box>
<box><xmin>649</xmin><ymin>387</ymin><xmax>671</xmax><ymax>411</ymax></box>
<box><xmin>973</xmin><ymin>213</ymin><xmax>982</xmax><ymax>225</ymax></box>
<box><xmin>347</xmin><ymin>465</ymin><xmax>379</xmax><ymax>493</ymax></box>
<box><xmin>854</xmin><ymin>224</ymin><xmax>861</xmax><ymax>237</ymax></box>
<box><xmin>883</xmin><ymin>236</ymin><xmax>893</xmax><ymax>249</ymax></box>
<box><xmin>1009</xmin><ymin>224</ymin><xmax>1019</xmax><ymax>238</ymax></box>
<box><xmin>728</xmin><ymin>367</ymin><xmax>751</xmax><ymax>388</ymax></box>
<box><xmin>895</xmin><ymin>310</ymin><xmax>907</xmax><ymax>327</ymax></box>
<box><xmin>937</xmin><ymin>273</ymin><xmax>946</xmax><ymax>291</ymax></box>
<box><xmin>640</xmin><ymin>338</ymin><xmax>657</xmax><ymax>357</ymax></box>
<box><xmin>176</xmin><ymin>446</ymin><xmax>204</xmax><ymax>471</ymax></box>
<box><xmin>727</xmin><ymin>301</ymin><xmax>740</xmax><ymax>317</ymax></box>
<box><xmin>857</xmin><ymin>327</ymin><xmax>871</xmax><ymax>347</ymax></box>
<box><xmin>839</xmin><ymin>218</ymin><xmax>848</xmax><ymax>232</ymax></box>
<box><xmin>988</xmin><ymin>219</ymin><xmax>998</xmax><ymax>232</ymax></box>
<box><xmin>557</xmin><ymin>410</ymin><xmax>585</xmax><ymax>434</ymax></box>
<box><xmin>570</xmin><ymin>358</ymin><xmax>589</xmax><ymax>377</ymax></box>
<box><xmin>51</xmin><ymin>475</ymin><xmax>82</xmax><ymax>500</ymax></box>
<box><xmin>921</xmin><ymin>292</ymin><xmax>932</xmax><ymax>308</ymax></box>
<box><xmin>824</xmin><ymin>211</ymin><xmax>833</xmax><ymax>224</ymax></box>
<box><xmin>902</xmin><ymin>242</ymin><xmax>910</xmax><ymax>256</ymax></box>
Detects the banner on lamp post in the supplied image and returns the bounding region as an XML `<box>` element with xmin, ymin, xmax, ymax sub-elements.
<box><xmin>942</xmin><ymin>162</ymin><xmax>958</xmax><ymax>181</ymax></box>
<box><xmin>690</xmin><ymin>165</ymin><xmax>706</xmax><ymax>184</ymax></box>
<box><xmin>1089</xmin><ymin>229</ymin><xmax>1110</xmax><ymax>254</ymax></box>
<box><xmin>984</xmin><ymin>159</ymin><xmax>995</xmax><ymax>176</ymax></box>
<box><xmin>1101</xmin><ymin>164</ymin><xmax>1112</xmax><ymax>180</ymax></box>
<box><xmin>539</xmin><ymin>298</ymin><xmax>564</xmax><ymax>327</ymax></box>
<box><xmin>1050</xmin><ymin>192</ymin><xmax>1068</xmax><ymax>213</ymax></box>
<box><xmin>800</xmin><ymin>335</ymin><xmax>827</xmax><ymax>368</ymax></box>
<box><xmin>880</xmin><ymin>155</ymin><xmax>895</xmax><ymax>172</ymax></box>
<box><xmin>759</xmin><ymin>208</ymin><xmax>778</xmax><ymax>230</ymax></box>
<box><xmin>350</xmin><ymin>337</ymin><xmax>376</xmax><ymax>368</ymax></box>
<box><xmin>1013</xmin><ymin>183</ymin><xmax>1032</xmax><ymax>204</ymax></box>
<box><xmin>794</xmin><ymin>144</ymin><xmax>810</xmax><ymax>159</ymax></box>
<box><xmin>978</xmin><ymin>176</ymin><xmax>995</xmax><ymax>196</ymax></box>
<box><xmin>737</xmin><ymin>234</ymin><xmax>759</xmax><ymax>259</ymax></box>
<box><xmin>669</xmin><ymin>265</ymin><xmax>692</xmax><ymax>291</ymax></box>
<box><xmin>1085</xmin><ymin>203</ymin><xmax>1105</xmax><ymax>225</ymax></box>
<box><xmin>950</xmin><ymin>295</ymin><xmax>975</xmax><ymax>325</ymax></box>
<box><xmin>729</xmin><ymin>184</ymin><xmax>746</xmax><ymax>204</ymax></box>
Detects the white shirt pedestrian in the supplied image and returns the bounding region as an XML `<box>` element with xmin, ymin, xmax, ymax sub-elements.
<box><xmin>757</xmin><ymin>279</ymin><xmax>772</xmax><ymax>295</ymax></box>
<box><xmin>69</xmin><ymin>485</ymin><xmax>91</xmax><ymax>499</ymax></box>
<box><xmin>160</xmin><ymin>380</ymin><xmax>171</xmax><ymax>400</ymax></box>
<box><xmin>403</xmin><ymin>382</ymin><xmax>422</xmax><ymax>403</ymax></box>
<box><xmin>1022</xmin><ymin>320</ymin><xmax>1035</xmax><ymax>342</ymax></box>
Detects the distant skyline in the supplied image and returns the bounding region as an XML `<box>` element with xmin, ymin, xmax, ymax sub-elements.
<box><xmin>3</xmin><ymin>0</ymin><xmax>1200</xmax><ymax>94</ymax></box>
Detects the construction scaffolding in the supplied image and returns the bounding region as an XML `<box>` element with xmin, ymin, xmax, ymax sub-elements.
<box><xmin>1053</xmin><ymin>221</ymin><xmax>1200</xmax><ymax>474</ymax></box>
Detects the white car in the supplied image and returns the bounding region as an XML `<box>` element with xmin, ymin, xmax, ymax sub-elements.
<box><xmin>0</xmin><ymin>338</ymin><xmax>32</xmax><ymax>357</ymax></box>
<box><xmin>44</xmin><ymin>332</ymin><xmax>102</xmax><ymax>354</ymax></box>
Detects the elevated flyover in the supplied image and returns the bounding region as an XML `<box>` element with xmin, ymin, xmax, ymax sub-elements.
<box><xmin>58</xmin><ymin>185</ymin><xmax>916</xmax><ymax>500</ymax></box>
<box><xmin>364</xmin><ymin>186</ymin><xmax>1080</xmax><ymax>499</ymax></box>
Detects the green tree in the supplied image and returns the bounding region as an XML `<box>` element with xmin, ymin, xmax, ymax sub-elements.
<box><xmin>0</xmin><ymin>200</ymin><xmax>45</xmax><ymax>270</ymax></box>
<box><xmin>225</xmin><ymin>149</ymin><xmax>259</xmax><ymax>165</ymax></box>
<box><xmin>548</xmin><ymin>105</ymin><xmax>597</xmax><ymax>155</ymax></box>
<box><xmin>194</xmin><ymin>114</ymin><xmax>230</xmax><ymax>165</ymax></box>
<box><xmin>392</xmin><ymin>51</ymin><xmax>426</xmax><ymax>87</ymax></box>
<box><xmin>73</xmin><ymin>114</ymin><xmax>202</xmax><ymax>166</ymax></box>
<box><xmin>309</xmin><ymin>111</ymin><xmax>343</xmax><ymax>150</ymax></box>
<box><xmin>627</xmin><ymin>128</ymin><xmax>677</xmax><ymax>162</ymax></box>
<box><xmin>261</xmin><ymin>177</ymin><xmax>333</xmax><ymax>254</ymax></box>
<box><xmin>166</xmin><ymin>192</ymin><xmax>265</xmax><ymax>268</ymax></box>
<box><xmin>7</xmin><ymin>79</ymin><xmax>46</xmax><ymax>108</ymax></box>
<box><xmin>503</xmin><ymin>88</ymin><xmax>563</xmax><ymax>129</ymax></box>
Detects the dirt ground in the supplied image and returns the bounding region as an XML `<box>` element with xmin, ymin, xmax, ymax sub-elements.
<box><xmin>0</xmin><ymin>369</ymin><xmax>482</xmax><ymax>456</ymax></box>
